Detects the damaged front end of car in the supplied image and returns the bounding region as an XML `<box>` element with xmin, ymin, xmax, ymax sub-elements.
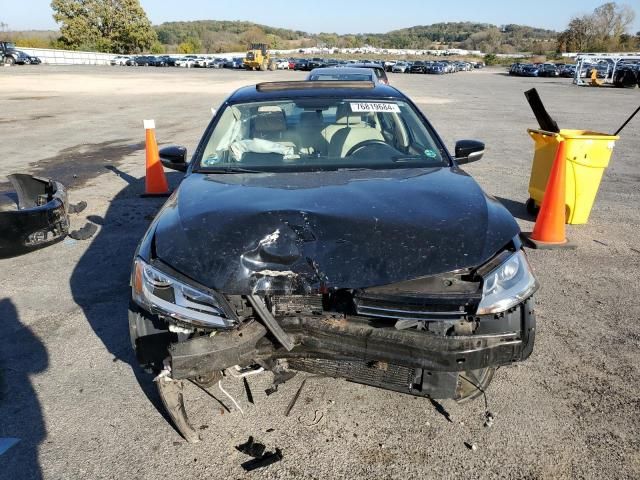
<box><xmin>129</xmin><ymin>229</ymin><xmax>538</xmax><ymax>442</ymax></box>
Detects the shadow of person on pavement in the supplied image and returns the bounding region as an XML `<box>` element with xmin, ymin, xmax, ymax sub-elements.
<box><xmin>0</xmin><ymin>298</ymin><xmax>48</xmax><ymax>480</ymax></box>
<box><xmin>69</xmin><ymin>166</ymin><xmax>183</xmax><ymax>432</ymax></box>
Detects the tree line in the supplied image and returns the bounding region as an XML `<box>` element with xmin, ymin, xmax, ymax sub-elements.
<box><xmin>557</xmin><ymin>2</ymin><xmax>637</xmax><ymax>52</ymax></box>
<box><xmin>2</xmin><ymin>1</ymin><xmax>637</xmax><ymax>55</ymax></box>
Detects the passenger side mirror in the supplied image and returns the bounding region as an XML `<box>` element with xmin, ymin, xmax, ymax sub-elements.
<box><xmin>159</xmin><ymin>145</ymin><xmax>188</xmax><ymax>172</ymax></box>
<box><xmin>454</xmin><ymin>140</ymin><xmax>484</xmax><ymax>164</ymax></box>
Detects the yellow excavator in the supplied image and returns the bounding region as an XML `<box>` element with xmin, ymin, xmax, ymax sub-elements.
<box><xmin>243</xmin><ymin>43</ymin><xmax>276</xmax><ymax>71</ymax></box>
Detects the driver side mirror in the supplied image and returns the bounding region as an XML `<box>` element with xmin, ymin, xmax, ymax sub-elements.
<box><xmin>159</xmin><ymin>145</ymin><xmax>188</xmax><ymax>172</ymax></box>
<box><xmin>454</xmin><ymin>140</ymin><xmax>484</xmax><ymax>164</ymax></box>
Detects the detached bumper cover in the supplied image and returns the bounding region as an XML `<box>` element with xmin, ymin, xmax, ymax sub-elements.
<box><xmin>0</xmin><ymin>174</ymin><xmax>69</xmax><ymax>258</ymax></box>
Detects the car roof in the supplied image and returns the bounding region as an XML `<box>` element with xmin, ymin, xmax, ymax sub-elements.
<box><xmin>349</xmin><ymin>63</ymin><xmax>384</xmax><ymax>69</ymax></box>
<box><xmin>228</xmin><ymin>81</ymin><xmax>405</xmax><ymax>103</ymax></box>
<box><xmin>309</xmin><ymin>67</ymin><xmax>375</xmax><ymax>75</ymax></box>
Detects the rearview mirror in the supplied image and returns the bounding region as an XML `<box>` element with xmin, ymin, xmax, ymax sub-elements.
<box><xmin>454</xmin><ymin>140</ymin><xmax>484</xmax><ymax>164</ymax></box>
<box><xmin>159</xmin><ymin>145</ymin><xmax>188</xmax><ymax>172</ymax></box>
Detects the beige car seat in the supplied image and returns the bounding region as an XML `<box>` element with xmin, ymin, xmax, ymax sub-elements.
<box><xmin>296</xmin><ymin>111</ymin><xmax>327</xmax><ymax>155</ymax></box>
<box><xmin>321</xmin><ymin>103</ymin><xmax>352</xmax><ymax>145</ymax></box>
<box><xmin>328</xmin><ymin>111</ymin><xmax>385</xmax><ymax>157</ymax></box>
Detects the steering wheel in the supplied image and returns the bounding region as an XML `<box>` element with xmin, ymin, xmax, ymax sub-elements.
<box><xmin>345</xmin><ymin>139</ymin><xmax>389</xmax><ymax>157</ymax></box>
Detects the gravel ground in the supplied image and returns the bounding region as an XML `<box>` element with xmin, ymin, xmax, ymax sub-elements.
<box><xmin>1</xmin><ymin>65</ymin><xmax>639</xmax><ymax>479</ymax></box>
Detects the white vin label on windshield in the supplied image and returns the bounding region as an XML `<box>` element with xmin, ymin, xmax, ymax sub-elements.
<box><xmin>350</xmin><ymin>102</ymin><xmax>401</xmax><ymax>113</ymax></box>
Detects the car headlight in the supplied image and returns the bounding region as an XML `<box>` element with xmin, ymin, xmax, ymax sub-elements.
<box><xmin>132</xmin><ymin>257</ymin><xmax>236</xmax><ymax>329</ymax></box>
<box><xmin>476</xmin><ymin>250</ymin><xmax>538</xmax><ymax>315</ymax></box>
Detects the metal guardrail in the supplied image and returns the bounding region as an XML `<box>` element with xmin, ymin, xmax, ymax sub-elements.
<box><xmin>12</xmin><ymin>48</ymin><xmax>245</xmax><ymax>65</ymax></box>
<box><xmin>18</xmin><ymin>47</ymin><xmax>116</xmax><ymax>65</ymax></box>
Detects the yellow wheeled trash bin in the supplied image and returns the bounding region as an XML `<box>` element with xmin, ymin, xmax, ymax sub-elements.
<box><xmin>526</xmin><ymin>129</ymin><xmax>618</xmax><ymax>224</ymax></box>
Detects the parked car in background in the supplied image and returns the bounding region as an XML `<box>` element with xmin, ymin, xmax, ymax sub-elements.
<box><xmin>293</xmin><ymin>59</ymin><xmax>310</xmax><ymax>71</ymax></box>
<box><xmin>307</xmin><ymin>58</ymin><xmax>326</xmax><ymax>70</ymax></box>
<box><xmin>223</xmin><ymin>57</ymin><xmax>245</xmax><ymax>69</ymax></box>
<box><xmin>110</xmin><ymin>55</ymin><xmax>130</xmax><ymax>66</ymax></box>
<box><xmin>426</xmin><ymin>62</ymin><xmax>446</xmax><ymax>74</ymax></box>
<box><xmin>175</xmin><ymin>57</ymin><xmax>196</xmax><ymax>68</ymax></box>
<box><xmin>193</xmin><ymin>57</ymin><xmax>210</xmax><ymax>68</ymax></box>
<box><xmin>392</xmin><ymin>61</ymin><xmax>411</xmax><ymax>73</ymax></box>
<box><xmin>613</xmin><ymin>63</ymin><xmax>639</xmax><ymax>88</ymax></box>
<box><xmin>410</xmin><ymin>61</ymin><xmax>427</xmax><ymax>74</ymax></box>
<box><xmin>509</xmin><ymin>63</ymin><xmax>525</xmax><ymax>76</ymax></box>
<box><xmin>384</xmin><ymin>60</ymin><xmax>396</xmax><ymax>72</ymax></box>
<box><xmin>537</xmin><ymin>64</ymin><xmax>559</xmax><ymax>77</ymax></box>
<box><xmin>559</xmin><ymin>64</ymin><xmax>576</xmax><ymax>78</ymax></box>
<box><xmin>521</xmin><ymin>64</ymin><xmax>540</xmax><ymax>77</ymax></box>
<box><xmin>12</xmin><ymin>49</ymin><xmax>36</xmax><ymax>65</ymax></box>
<box><xmin>131</xmin><ymin>55</ymin><xmax>158</xmax><ymax>67</ymax></box>
<box><xmin>208</xmin><ymin>58</ymin><xmax>225</xmax><ymax>69</ymax></box>
<box><xmin>307</xmin><ymin>67</ymin><xmax>379</xmax><ymax>83</ymax></box>
<box><xmin>276</xmin><ymin>58</ymin><xmax>290</xmax><ymax>69</ymax></box>
<box><xmin>0</xmin><ymin>42</ymin><xmax>40</xmax><ymax>65</ymax></box>
<box><xmin>347</xmin><ymin>63</ymin><xmax>389</xmax><ymax>84</ymax></box>
<box><xmin>155</xmin><ymin>55</ymin><xmax>176</xmax><ymax>67</ymax></box>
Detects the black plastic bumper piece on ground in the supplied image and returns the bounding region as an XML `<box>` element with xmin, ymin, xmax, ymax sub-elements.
<box><xmin>0</xmin><ymin>174</ymin><xmax>69</xmax><ymax>258</ymax></box>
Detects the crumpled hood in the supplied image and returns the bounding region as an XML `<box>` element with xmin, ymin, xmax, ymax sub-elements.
<box><xmin>153</xmin><ymin>167</ymin><xmax>519</xmax><ymax>294</ymax></box>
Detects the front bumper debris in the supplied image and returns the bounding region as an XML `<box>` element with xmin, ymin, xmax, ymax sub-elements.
<box><xmin>0</xmin><ymin>174</ymin><xmax>69</xmax><ymax>258</ymax></box>
<box><xmin>132</xmin><ymin>297</ymin><xmax>535</xmax><ymax>397</ymax></box>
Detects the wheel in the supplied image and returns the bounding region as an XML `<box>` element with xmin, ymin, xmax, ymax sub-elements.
<box><xmin>455</xmin><ymin>367</ymin><xmax>496</xmax><ymax>403</ymax></box>
<box><xmin>260</xmin><ymin>61</ymin><xmax>267</xmax><ymax>71</ymax></box>
<box><xmin>525</xmin><ymin>198</ymin><xmax>539</xmax><ymax>216</ymax></box>
<box><xmin>4</xmin><ymin>56</ymin><xmax>15</xmax><ymax>65</ymax></box>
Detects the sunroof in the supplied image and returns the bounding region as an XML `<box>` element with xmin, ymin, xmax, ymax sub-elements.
<box><xmin>256</xmin><ymin>81</ymin><xmax>375</xmax><ymax>92</ymax></box>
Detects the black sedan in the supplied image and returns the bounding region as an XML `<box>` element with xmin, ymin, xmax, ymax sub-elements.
<box><xmin>130</xmin><ymin>81</ymin><xmax>539</xmax><ymax>442</ymax></box>
<box><xmin>410</xmin><ymin>61</ymin><xmax>427</xmax><ymax>73</ymax></box>
<box><xmin>155</xmin><ymin>55</ymin><xmax>176</xmax><ymax>67</ymax></box>
<box><xmin>537</xmin><ymin>64</ymin><xmax>559</xmax><ymax>77</ymax></box>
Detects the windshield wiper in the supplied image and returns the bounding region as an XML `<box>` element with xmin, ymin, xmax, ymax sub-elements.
<box><xmin>337</xmin><ymin>167</ymin><xmax>372</xmax><ymax>171</ymax></box>
<box><xmin>199</xmin><ymin>167</ymin><xmax>264</xmax><ymax>174</ymax></box>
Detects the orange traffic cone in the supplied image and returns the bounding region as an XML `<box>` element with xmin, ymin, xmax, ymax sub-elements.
<box><xmin>142</xmin><ymin>119</ymin><xmax>170</xmax><ymax>197</ymax></box>
<box><xmin>525</xmin><ymin>140</ymin><xmax>574</xmax><ymax>249</ymax></box>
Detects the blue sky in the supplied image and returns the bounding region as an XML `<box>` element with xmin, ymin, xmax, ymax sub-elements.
<box><xmin>3</xmin><ymin>0</ymin><xmax>640</xmax><ymax>33</ymax></box>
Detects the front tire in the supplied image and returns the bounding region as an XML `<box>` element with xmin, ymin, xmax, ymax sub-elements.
<box><xmin>4</xmin><ymin>56</ymin><xmax>15</xmax><ymax>65</ymax></box>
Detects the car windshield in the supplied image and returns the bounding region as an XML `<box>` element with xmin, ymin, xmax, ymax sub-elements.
<box><xmin>195</xmin><ymin>98</ymin><xmax>448</xmax><ymax>172</ymax></box>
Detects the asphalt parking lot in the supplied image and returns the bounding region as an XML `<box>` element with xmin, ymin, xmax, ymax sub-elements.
<box><xmin>1</xmin><ymin>65</ymin><xmax>639</xmax><ymax>479</ymax></box>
